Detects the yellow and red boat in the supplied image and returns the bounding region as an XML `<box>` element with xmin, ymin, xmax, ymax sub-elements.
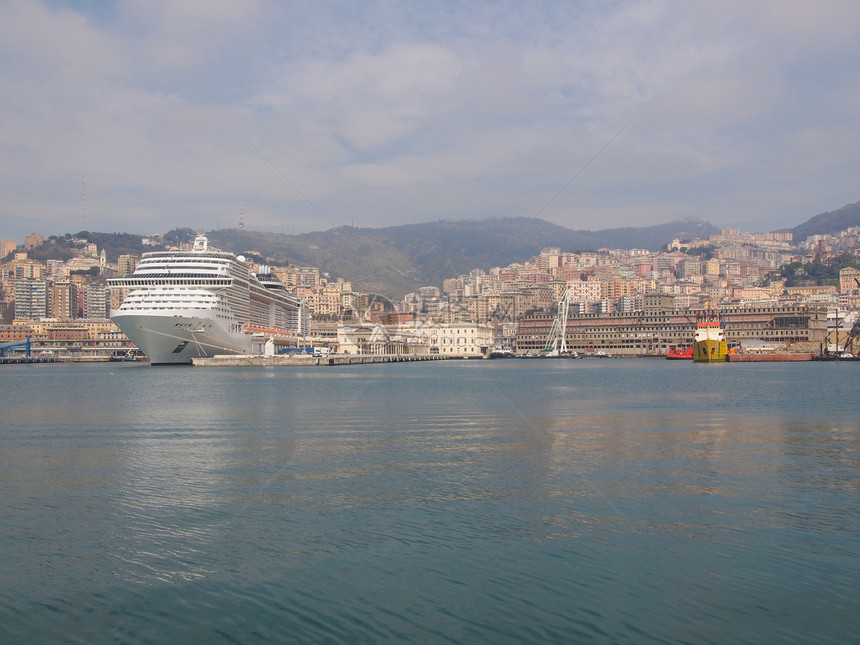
<box><xmin>693</xmin><ymin>320</ymin><xmax>728</xmax><ymax>362</ymax></box>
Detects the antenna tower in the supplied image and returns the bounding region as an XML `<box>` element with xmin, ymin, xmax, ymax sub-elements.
<box><xmin>239</xmin><ymin>205</ymin><xmax>245</xmax><ymax>231</ymax></box>
<box><xmin>81</xmin><ymin>174</ymin><xmax>86</xmax><ymax>229</ymax></box>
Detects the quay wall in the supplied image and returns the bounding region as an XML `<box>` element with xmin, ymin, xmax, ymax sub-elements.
<box><xmin>728</xmin><ymin>353</ymin><xmax>814</xmax><ymax>362</ymax></box>
<box><xmin>0</xmin><ymin>356</ymin><xmax>61</xmax><ymax>365</ymax></box>
<box><xmin>192</xmin><ymin>353</ymin><xmax>458</xmax><ymax>367</ymax></box>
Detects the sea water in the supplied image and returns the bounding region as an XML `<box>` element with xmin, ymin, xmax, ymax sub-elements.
<box><xmin>1</xmin><ymin>360</ymin><xmax>858</xmax><ymax>643</ymax></box>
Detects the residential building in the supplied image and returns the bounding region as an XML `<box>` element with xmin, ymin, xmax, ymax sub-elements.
<box><xmin>117</xmin><ymin>255</ymin><xmax>140</xmax><ymax>277</ymax></box>
<box><xmin>839</xmin><ymin>267</ymin><xmax>860</xmax><ymax>293</ymax></box>
<box><xmin>50</xmin><ymin>281</ymin><xmax>79</xmax><ymax>319</ymax></box>
<box><xmin>82</xmin><ymin>283</ymin><xmax>110</xmax><ymax>319</ymax></box>
<box><xmin>14</xmin><ymin>278</ymin><xmax>48</xmax><ymax>320</ymax></box>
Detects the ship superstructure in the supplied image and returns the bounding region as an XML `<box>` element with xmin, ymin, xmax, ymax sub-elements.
<box><xmin>109</xmin><ymin>234</ymin><xmax>307</xmax><ymax>364</ymax></box>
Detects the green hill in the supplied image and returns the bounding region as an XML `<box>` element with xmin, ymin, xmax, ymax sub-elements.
<box><xmin>208</xmin><ymin>217</ymin><xmax>718</xmax><ymax>297</ymax></box>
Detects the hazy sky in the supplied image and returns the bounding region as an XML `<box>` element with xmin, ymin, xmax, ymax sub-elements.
<box><xmin>1</xmin><ymin>0</ymin><xmax>859</xmax><ymax>241</ymax></box>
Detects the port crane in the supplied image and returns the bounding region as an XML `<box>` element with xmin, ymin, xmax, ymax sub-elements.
<box><xmin>541</xmin><ymin>284</ymin><xmax>573</xmax><ymax>356</ymax></box>
<box><xmin>0</xmin><ymin>337</ymin><xmax>32</xmax><ymax>357</ymax></box>
<box><xmin>843</xmin><ymin>318</ymin><xmax>860</xmax><ymax>356</ymax></box>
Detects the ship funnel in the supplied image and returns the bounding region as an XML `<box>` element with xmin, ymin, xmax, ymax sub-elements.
<box><xmin>193</xmin><ymin>235</ymin><xmax>208</xmax><ymax>251</ymax></box>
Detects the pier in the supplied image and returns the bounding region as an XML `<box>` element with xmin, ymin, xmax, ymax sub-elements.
<box><xmin>0</xmin><ymin>356</ymin><xmax>61</xmax><ymax>365</ymax></box>
<box><xmin>192</xmin><ymin>353</ymin><xmax>455</xmax><ymax>367</ymax></box>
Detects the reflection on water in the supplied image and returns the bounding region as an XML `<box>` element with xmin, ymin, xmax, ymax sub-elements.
<box><xmin>0</xmin><ymin>361</ymin><xmax>858</xmax><ymax>643</ymax></box>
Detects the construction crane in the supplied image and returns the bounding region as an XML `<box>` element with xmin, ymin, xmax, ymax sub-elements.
<box><xmin>541</xmin><ymin>284</ymin><xmax>573</xmax><ymax>356</ymax></box>
<box><xmin>0</xmin><ymin>337</ymin><xmax>31</xmax><ymax>357</ymax></box>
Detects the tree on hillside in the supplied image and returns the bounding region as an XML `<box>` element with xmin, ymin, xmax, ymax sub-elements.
<box><xmin>773</xmin><ymin>253</ymin><xmax>859</xmax><ymax>287</ymax></box>
<box><xmin>164</xmin><ymin>228</ymin><xmax>196</xmax><ymax>245</ymax></box>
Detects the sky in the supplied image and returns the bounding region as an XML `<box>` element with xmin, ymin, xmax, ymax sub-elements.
<box><xmin>1</xmin><ymin>0</ymin><xmax>859</xmax><ymax>242</ymax></box>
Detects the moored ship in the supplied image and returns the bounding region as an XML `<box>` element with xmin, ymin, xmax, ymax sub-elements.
<box><xmin>109</xmin><ymin>234</ymin><xmax>307</xmax><ymax>364</ymax></box>
<box><xmin>693</xmin><ymin>321</ymin><xmax>728</xmax><ymax>362</ymax></box>
<box><xmin>666</xmin><ymin>346</ymin><xmax>693</xmax><ymax>360</ymax></box>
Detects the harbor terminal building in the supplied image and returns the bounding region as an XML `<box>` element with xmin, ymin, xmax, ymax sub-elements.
<box><xmin>515</xmin><ymin>296</ymin><xmax>828</xmax><ymax>357</ymax></box>
<box><xmin>337</xmin><ymin>322</ymin><xmax>494</xmax><ymax>357</ymax></box>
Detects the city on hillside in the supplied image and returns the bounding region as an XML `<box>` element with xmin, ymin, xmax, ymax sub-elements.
<box><xmin>1</xmin><ymin>224</ymin><xmax>860</xmax><ymax>360</ymax></box>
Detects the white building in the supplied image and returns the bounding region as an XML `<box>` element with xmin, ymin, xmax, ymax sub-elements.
<box><xmin>425</xmin><ymin>322</ymin><xmax>494</xmax><ymax>356</ymax></box>
<box><xmin>337</xmin><ymin>321</ymin><xmax>493</xmax><ymax>357</ymax></box>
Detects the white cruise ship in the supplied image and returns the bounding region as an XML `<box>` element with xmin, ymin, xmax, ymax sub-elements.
<box><xmin>109</xmin><ymin>234</ymin><xmax>308</xmax><ymax>364</ymax></box>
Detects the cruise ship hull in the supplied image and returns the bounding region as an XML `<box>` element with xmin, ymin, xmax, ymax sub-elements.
<box><xmin>112</xmin><ymin>311</ymin><xmax>252</xmax><ymax>365</ymax></box>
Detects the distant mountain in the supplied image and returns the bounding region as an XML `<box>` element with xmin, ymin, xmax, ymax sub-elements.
<box><xmin>789</xmin><ymin>201</ymin><xmax>860</xmax><ymax>241</ymax></box>
<box><xmin>208</xmin><ymin>217</ymin><xmax>718</xmax><ymax>297</ymax></box>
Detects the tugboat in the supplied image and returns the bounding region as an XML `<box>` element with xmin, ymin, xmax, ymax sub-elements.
<box><xmin>666</xmin><ymin>346</ymin><xmax>693</xmax><ymax>360</ymax></box>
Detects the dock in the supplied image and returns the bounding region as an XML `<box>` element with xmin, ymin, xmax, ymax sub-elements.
<box><xmin>192</xmin><ymin>353</ymin><xmax>457</xmax><ymax>367</ymax></box>
<box><xmin>0</xmin><ymin>356</ymin><xmax>61</xmax><ymax>365</ymax></box>
<box><xmin>727</xmin><ymin>353</ymin><xmax>814</xmax><ymax>362</ymax></box>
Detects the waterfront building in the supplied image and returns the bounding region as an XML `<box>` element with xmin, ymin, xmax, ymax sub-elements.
<box><xmin>515</xmin><ymin>304</ymin><xmax>827</xmax><ymax>356</ymax></box>
<box><xmin>2</xmin><ymin>318</ymin><xmax>125</xmax><ymax>356</ymax></box>
<box><xmin>337</xmin><ymin>325</ymin><xmax>430</xmax><ymax>355</ymax></box>
<box><xmin>0</xmin><ymin>324</ymin><xmax>33</xmax><ymax>342</ymax></box>
<box><xmin>337</xmin><ymin>322</ymin><xmax>493</xmax><ymax>357</ymax></box>
<box><xmin>426</xmin><ymin>322</ymin><xmax>495</xmax><ymax>356</ymax></box>
<box><xmin>306</xmin><ymin>321</ymin><xmax>338</xmax><ymax>344</ymax></box>
<box><xmin>47</xmin><ymin>324</ymin><xmax>89</xmax><ymax>343</ymax></box>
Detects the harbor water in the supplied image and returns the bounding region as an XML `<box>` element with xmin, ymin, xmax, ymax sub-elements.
<box><xmin>1</xmin><ymin>360</ymin><xmax>858</xmax><ymax>643</ymax></box>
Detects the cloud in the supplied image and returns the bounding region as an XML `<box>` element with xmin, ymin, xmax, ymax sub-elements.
<box><xmin>1</xmin><ymin>0</ymin><xmax>859</xmax><ymax>240</ymax></box>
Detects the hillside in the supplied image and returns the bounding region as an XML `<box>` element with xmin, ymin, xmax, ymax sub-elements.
<box><xmin>208</xmin><ymin>217</ymin><xmax>718</xmax><ymax>297</ymax></box>
<box><xmin>17</xmin><ymin>196</ymin><xmax>860</xmax><ymax>298</ymax></box>
<box><xmin>789</xmin><ymin>201</ymin><xmax>860</xmax><ymax>241</ymax></box>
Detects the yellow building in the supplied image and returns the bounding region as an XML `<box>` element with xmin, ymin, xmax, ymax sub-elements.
<box><xmin>0</xmin><ymin>239</ymin><xmax>16</xmax><ymax>258</ymax></box>
<box><xmin>839</xmin><ymin>267</ymin><xmax>860</xmax><ymax>293</ymax></box>
<box><xmin>784</xmin><ymin>285</ymin><xmax>837</xmax><ymax>298</ymax></box>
